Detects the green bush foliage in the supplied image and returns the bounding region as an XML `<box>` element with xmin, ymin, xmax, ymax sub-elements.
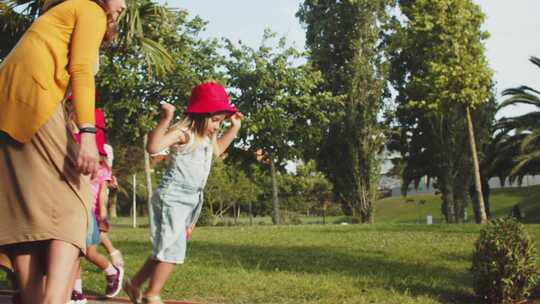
<box><xmin>471</xmin><ymin>217</ymin><xmax>538</xmax><ymax>303</ymax></box>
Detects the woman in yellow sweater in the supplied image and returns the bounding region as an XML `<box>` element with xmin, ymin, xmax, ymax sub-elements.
<box><xmin>0</xmin><ymin>0</ymin><xmax>125</xmax><ymax>302</ymax></box>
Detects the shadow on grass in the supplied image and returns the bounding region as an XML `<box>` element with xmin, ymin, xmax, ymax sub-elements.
<box><xmin>194</xmin><ymin>241</ymin><xmax>475</xmax><ymax>303</ymax></box>
<box><xmin>314</xmin><ymin>224</ymin><xmax>483</xmax><ymax>235</ymax></box>
<box><xmin>109</xmin><ymin>238</ymin><xmax>475</xmax><ymax>303</ymax></box>
<box><xmin>441</xmin><ymin>251</ymin><xmax>472</xmax><ymax>263</ymax></box>
<box><xmin>521</xmin><ymin>201</ymin><xmax>540</xmax><ymax>224</ymax></box>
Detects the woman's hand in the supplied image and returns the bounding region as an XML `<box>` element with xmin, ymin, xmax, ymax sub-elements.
<box><xmin>77</xmin><ymin>132</ymin><xmax>99</xmax><ymax>177</ymax></box>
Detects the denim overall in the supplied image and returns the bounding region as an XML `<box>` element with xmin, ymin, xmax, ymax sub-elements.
<box><xmin>150</xmin><ymin>134</ymin><xmax>213</xmax><ymax>263</ymax></box>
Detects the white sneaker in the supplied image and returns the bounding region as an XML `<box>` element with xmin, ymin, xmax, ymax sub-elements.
<box><xmin>110</xmin><ymin>249</ymin><xmax>124</xmax><ymax>267</ymax></box>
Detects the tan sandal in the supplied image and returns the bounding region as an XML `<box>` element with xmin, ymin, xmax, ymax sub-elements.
<box><xmin>123</xmin><ymin>278</ymin><xmax>142</xmax><ymax>304</ymax></box>
<box><xmin>142</xmin><ymin>295</ymin><xmax>164</xmax><ymax>304</ymax></box>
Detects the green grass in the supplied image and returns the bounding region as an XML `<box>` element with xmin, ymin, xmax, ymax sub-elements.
<box><xmin>80</xmin><ymin>223</ymin><xmax>539</xmax><ymax>304</ymax></box>
<box><xmin>1</xmin><ymin>186</ymin><xmax>539</xmax><ymax>303</ymax></box>
<box><xmin>374</xmin><ymin>185</ymin><xmax>540</xmax><ymax>224</ymax></box>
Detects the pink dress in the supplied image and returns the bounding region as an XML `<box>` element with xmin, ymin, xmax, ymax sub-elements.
<box><xmin>90</xmin><ymin>164</ymin><xmax>112</xmax><ymax>221</ymax></box>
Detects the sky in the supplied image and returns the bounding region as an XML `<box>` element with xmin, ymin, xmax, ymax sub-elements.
<box><xmin>163</xmin><ymin>0</ymin><xmax>540</xmax><ymax>119</ymax></box>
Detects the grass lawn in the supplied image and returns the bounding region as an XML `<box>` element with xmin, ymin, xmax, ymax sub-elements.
<box><xmin>77</xmin><ymin>223</ymin><xmax>539</xmax><ymax>304</ymax></box>
<box><xmin>1</xmin><ymin>186</ymin><xmax>539</xmax><ymax>303</ymax></box>
<box><xmin>372</xmin><ymin>185</ymin><xmax>540</xmax><ymax>224</ymax></box>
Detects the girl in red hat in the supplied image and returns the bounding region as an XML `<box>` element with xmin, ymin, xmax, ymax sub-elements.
<box><xmin>123</xmin><ymin>82</ymin><xmax>242</xmax><ymax>304</ymax></box>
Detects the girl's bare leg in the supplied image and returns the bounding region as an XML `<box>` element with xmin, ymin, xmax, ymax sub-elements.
<box><xmin>144</xmin><ymin>260</ymin><xmax>175</xmax><ymax>298</ymax></box>
<box><xmin>130</xmin><ymin>257</ymin><xmax>155</xmax><ymax>288</ymax></box>
<box><xmin>85</xmin><ymin>244</ymin><xmax>109</xmax><ymax>270</ymax></box>
<box><xmin>100</xmin><ymin>232</ymin><xmax>116</xmax><ymax>254</ymax></box>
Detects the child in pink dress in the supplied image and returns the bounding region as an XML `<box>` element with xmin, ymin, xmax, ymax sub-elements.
<box><xmin>70</xmin><ymin>108</ymin><xmax>123</xmax><ymax>303</ymax></box>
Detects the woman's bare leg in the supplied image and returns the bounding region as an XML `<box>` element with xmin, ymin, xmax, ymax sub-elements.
<box><xmin>11</xmin><ymin>243</ymin><xmax>46</xmax><ymax>304</ymax></box>
<box><xmin>42</xmin><ymin>240</ymin><xmax>80</xmax><ymax>304</ymax></box>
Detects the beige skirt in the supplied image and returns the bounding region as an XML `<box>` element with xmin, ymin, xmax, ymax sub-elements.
<box><xmin>0</xmin><ymin>103</ymin><xmax>90</xmax><ymax>253</ymax></box>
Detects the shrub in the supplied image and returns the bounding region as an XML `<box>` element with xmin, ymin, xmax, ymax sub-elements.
<box><xmin>280</xmin><ymin>211</ymin><xmax>303</xmax><ymax>225</ymax></box>
<box><xmin>196</xmin><ymin>206</ymin><xmax>214</xmax><ymax>227</ymax></box>
<box><xmin>471</xmin><ymin>217</ymin><xmax>538</xmax><ymax>303</ymax></box>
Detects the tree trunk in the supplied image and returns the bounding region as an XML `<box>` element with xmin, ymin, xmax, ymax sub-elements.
<box><xmin>442</xmin><ymin>191</ymin><xmax>454</xmax><ymax>223</ymax></box>
<box><xmin>441</xmin><ymin>167</ymin><xmax>455</xmax><ymax>223</ymax></box>
<box><xmin>322</xmin><ymin>202</ymin><xmax>326</xmax><ymax>225</ymax></box>
<box><xmin>471</xmin><ymin>176</ymin><xmax>492</xmax><ymax>223</ymax></box>
<box><xmin>340</xmin><ymin>202</ymin><xmax>354</xmax><ymax>216</ymax></box>
<box><xmin>357</xmin><ymin>180</ymin><xmax>374</xmax><ymax>224</ymax></box>
<box><xmin>132</xmin><ymin>174</ymin><xmax>137</xmax><ymax>228</ymax></box>
<box><xmin>466</xmin><ymin>106</ymin><xmax>488</xmax><ymax>224</ymax></box>
<box><xmin>249</xmin><ymin>201</ymin><xmax>253</xmax><ymax>226</ymax></box>
<box><xmin>482</xmin><ymin>177</ymin><xmax>491</xmax><ymax>219</ymax></box>
<box><xmin>233</xmin><ymin>203</ymin><xmax>237</xmax><ymax>225</ymax></box>
<box><xmin>454</xmin><ymin>178</ymin><xmax>468</xmax><ymax>224</ymax></box>
<box><xmin>270</xmin><ymin>158</ymin><xmax>280</xmax><ymax>225</ymax></box>
<box><xmin>143</xmin><ymin>135</ymin><xmax>153</xmax><ymax>216</ymax></box>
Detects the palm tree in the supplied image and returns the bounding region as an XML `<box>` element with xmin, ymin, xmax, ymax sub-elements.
<box><xmin>114</xmin><ymin>0</ymin><xmax>175</xmax><ymax>75</ymax></box>
<box><xmin>495</xmin><ymin>56</ymin><xmax>540</xmax><ymax>180</ymax></box>
<box><xmin>0</xmin><ymin>0</ymin><xmax>40</xmax><ymax>58</ymax></box>
<box><xmin>0</xmin><ymin>0</ymin><xmax>174</xmax><ymax>73</ymax></box>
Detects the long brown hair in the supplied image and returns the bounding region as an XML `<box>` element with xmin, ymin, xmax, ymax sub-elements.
<box><xmin>169</xmin><ymin>113</ymin><xmax>220</xmax><ymax>156</ymax></box>
<box><xmin>42</xmin><ymin>0</ymin><xmax>117</xmax><ymax>44</ymax></box>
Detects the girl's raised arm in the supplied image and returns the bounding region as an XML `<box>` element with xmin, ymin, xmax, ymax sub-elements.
<box><xmin>146</xmin><ymin>103</ymin><xmax>188</xmax><ymax>154</ymax></box>
<box><xmin>216</xmin><ymin>112</ymin><xmax>243</xmax><ymax>156</ymax></box>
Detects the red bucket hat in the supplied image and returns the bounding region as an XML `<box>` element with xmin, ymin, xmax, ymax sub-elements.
<box><xmin>185</xmin><ymin>82</ymin><xmax>237</xmax><ymax>114</ymax></box>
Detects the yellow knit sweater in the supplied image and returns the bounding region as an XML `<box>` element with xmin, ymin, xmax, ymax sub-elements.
<box><xmin>0</xmin><ymin>0</ymin><xmax>106</xmax><ymax>142</ymax></box>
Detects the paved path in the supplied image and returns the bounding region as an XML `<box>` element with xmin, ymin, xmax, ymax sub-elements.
<box><xmin>0</xmin><ymin>292</ymin><xmax>198</xmax><ymax>304</ymax></box>
<box><xmin>0</xmin><ymin>294</ymin><xmax>129</xmax><ymax>304</ymax></box>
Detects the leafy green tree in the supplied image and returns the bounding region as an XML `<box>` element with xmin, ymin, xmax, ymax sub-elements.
<box><xmin>224</xmin><ymin>30</ymin><xmax>335</xmax><ymax>224</ymax></box>
<box><xmin>278</xmin><ymin>161</ymin><xmax>333</xmax><ymax>221</ymax></box>
<box><xmin>297</xmin><ymin>0</ymin><xmax>393</xmax><ymax>223</ymax></box>
<box><xmin>95</xmin><ymin>8</ymin><xmax>223</xmax><ymax>216</ymax></box>
<box><xmin>387</xmin><ymin>0</ymin><xmax>494</xmax><ymax>223</ymax></box>
<box><xmin>97</xmin><ymin>9</ymin><xmax>223</xmax><ymax>175</ymax></box>
<box><xmin>204</xmin><ymin>159</ymin><xmax>234</xmax><ymax>220</ymax></box>
<box><xmin>204</xmin><ymin>159</ymin><xmax>261</xmax><ymax>225</ymax></box>
<box><xmin>230</xmin><ymin>167</ymin><xmax>262</xmax><ymax>223</ymax></box>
